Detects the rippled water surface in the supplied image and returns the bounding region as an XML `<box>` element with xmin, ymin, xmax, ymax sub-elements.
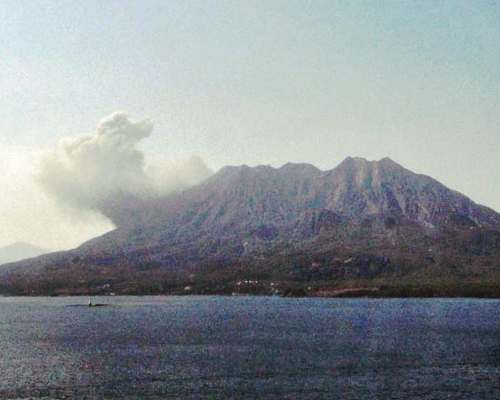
<box><xmin>0</xmin><ymin>296</ymin><xmax>499</xmax><ymax>399</ymax></box>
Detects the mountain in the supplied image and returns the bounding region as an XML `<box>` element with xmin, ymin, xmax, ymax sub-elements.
<box><xmin>0</xmin><ymin>243</ymin><xmax>47</xmax><ymax>265</ymax></box>
<box><xmin>2</xmin><ymin>157</ymin><xmax>500</xmax><ymax>296</ymax></box>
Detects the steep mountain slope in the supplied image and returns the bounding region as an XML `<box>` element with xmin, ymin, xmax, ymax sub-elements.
<box><xmin>2</xmin><ymin>157</ymin><xmax>500</xmax><ymax>295</ymax></box>
<box><xmin>78</xmin><ymin>156</ymin><xmax>499</xmax><ymax>260</ymax></box>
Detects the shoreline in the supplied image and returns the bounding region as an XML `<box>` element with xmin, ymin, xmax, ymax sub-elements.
<box><xmin>2</xmin><ymin>281</ymin><xmax>500</xmax><ymax>299</ymax></box>
<box><xmin>1</xmin><ymin>293</ymin><xmax>500</xmax><ymax>299</ymax></box>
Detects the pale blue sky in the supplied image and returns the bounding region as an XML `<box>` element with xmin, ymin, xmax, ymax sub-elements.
<box><xmin>0</xmin><ymin>1</ymin><xmax>499</xmax><ymax>248</ymax></box>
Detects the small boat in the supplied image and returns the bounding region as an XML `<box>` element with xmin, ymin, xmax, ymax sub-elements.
<box><xmin>84</xmin><ymin>296</ymin><xmax>109</xmax><ymax>308</ymax></box>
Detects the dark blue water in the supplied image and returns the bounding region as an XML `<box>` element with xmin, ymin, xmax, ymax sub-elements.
<box><xmin>0</xmin><ymin>296</ymin><xmax>499</xmax><ymax>399</ymax></box>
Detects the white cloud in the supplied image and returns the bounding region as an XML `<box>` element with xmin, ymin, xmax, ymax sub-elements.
<box><xmin>36</xmin><ymin>112</ymin><xmax>212</xmax><ymax>226</ymax></box>
<box><xmin>0</xmin><ymin>112</ymin><xmax>213</xmax><ymax>251</ymax></box>
<box><xmin>0</xmin><ymin>144</ymin><xmax>113</xmax><ymax>250</ymax></box>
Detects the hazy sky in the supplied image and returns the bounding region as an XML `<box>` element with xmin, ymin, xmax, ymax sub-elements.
<box><xmin>1</xmin><ymin>0</ymin><xmax>499</xmax><ymax>250</ymax></box>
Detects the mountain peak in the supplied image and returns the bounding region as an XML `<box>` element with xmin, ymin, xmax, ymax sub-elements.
<box><xmin>340</xmin><ymin>156</ymin><xmax>368</xmax><ymax>164</ymax></box>
<box><xmin>378</xmin><ymin>157</ymin><xmax>403</xmax><ymax>169</ymax></box>
<box><xmin>337</xmin><ymin>156</ymin><xmax>401</xmax><ymax>167</ymax></box>
<box><xmin>0</xmin><ymin>242</ymin><xmax>47</xmax><ymax>265</ymax></box>
<box><xmin>280</xmin><ymin>161</ymin><xmax>318</xmax><ymax>169</ymax></box>
<box><xmin>3</xmin><ymin>156</ymin><xmax>500</xmax><ymax>293</ymax></box>
<box><xmin>1</xmin><ymin>242</ymin><xmax>44</xmax><ymax>251</ymax></box>
<box><xmin>279</xmin><ymin>162</ymin><xmax>322</xmax><ymax>177</ymax></box>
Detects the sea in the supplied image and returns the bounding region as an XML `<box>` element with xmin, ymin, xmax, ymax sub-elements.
<box><xmin>0</xmin><ymin>296</ymin><xmax>499</xmax><ymax>399</ymax></box>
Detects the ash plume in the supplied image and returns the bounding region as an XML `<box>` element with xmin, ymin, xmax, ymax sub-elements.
<box><xmin>37</xmin><ymin>112</ymin><xmax>212</xmax><ymax>226</ymax></box>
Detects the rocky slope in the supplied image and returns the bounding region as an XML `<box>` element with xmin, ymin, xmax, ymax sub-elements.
<box><xmin>2</xmin><ymin>157</ymin><xmax>500</xmax><ymax>295</ymax></box>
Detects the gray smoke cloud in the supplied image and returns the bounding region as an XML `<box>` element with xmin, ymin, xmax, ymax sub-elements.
<box><xmin>37</xmin><ymin>112</ymin><xmax>212</xmax><ymax>226</ymax></box>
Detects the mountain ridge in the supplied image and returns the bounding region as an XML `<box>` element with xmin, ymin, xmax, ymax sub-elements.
<box><xmin>2</xmin><ymin>157</ymin><xmax>500</xmax><ymax>296</ymax></box>
<box><xmin>0</xmin><ymin>243</ymin><xmax>48</xmax><ymax>266</ymax></box>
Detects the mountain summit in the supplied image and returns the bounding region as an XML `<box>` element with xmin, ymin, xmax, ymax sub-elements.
<box><xmin>0</xmin><ymin>243</ymin><xmax>47</xmax><ymax>265</ymax></box>
<box><xmin>2</xmin><ymin>157</ymin><xmax>500</xmax><ymax>295</ymax></box>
